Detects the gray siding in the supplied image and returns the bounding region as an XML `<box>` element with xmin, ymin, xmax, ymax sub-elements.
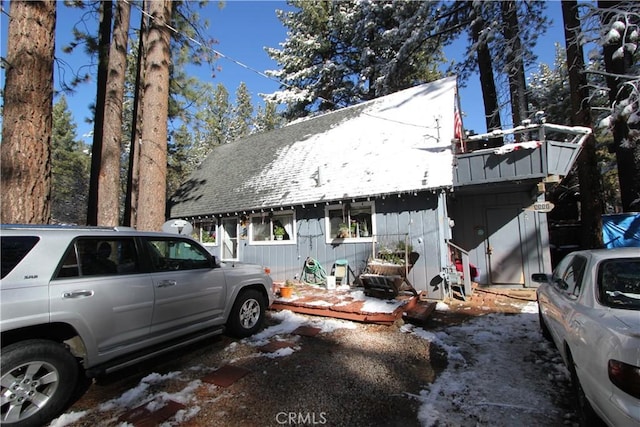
<box><xmin>209</xmin><ymin>193</ymin><xmax>446</xmax><ymax>297</ymax></box>
<box><xmin>547</xmin><ymin>140</ymin><xmax>583</xmax><ymax>176</ymax></box>
<box><xmin>449</xmin><ymin>189</ymin><xmax>552</xmax><ymax>287</ymax></box>
<box><xmin>453</xmin><ymin>140</ymin><xmax>583</xmax><ymax>188</ymax></box>
<box><xmin>453</xmin><ymin>146</ymin><xmax>546</xmax><ymax>187</ymax></box>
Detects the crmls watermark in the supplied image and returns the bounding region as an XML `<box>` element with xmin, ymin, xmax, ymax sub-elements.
<box><xmin>275</xmin><ymin>411</ymin><xmax>328</xmax><ymax>425</ymax></box>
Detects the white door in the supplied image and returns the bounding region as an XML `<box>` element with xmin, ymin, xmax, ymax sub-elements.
<box><xmin>221</xmin><ymin>218</ymin><xmax>238</xmax><ymax>261</ymax></box>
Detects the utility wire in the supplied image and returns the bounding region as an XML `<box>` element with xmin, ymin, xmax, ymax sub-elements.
<box><xmin>123</xmin><ymin>0</ymin><xmax>449</xmax><ymax>132</ymax></box>
<box><xmin>125</xmin><ymin>0</ymin><xmax>288</xmax><ymax>88</ymax></box>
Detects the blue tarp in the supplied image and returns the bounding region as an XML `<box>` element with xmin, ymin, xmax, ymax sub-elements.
<box><xmin>602</xmin><ymin>213</ymin><xmax>640</xmax><ymax>248</ymax></box>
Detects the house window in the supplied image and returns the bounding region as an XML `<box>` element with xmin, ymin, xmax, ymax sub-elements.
<box><xmin>326</xmin><ymin>202</ymin><xmax>374</xmax><ymax>242</ymax></box>
<box><xmin>250</xmin><ymin>211</ymin><xmax>296</xmax><ymax>244</ymax></box>
<box><xmin>192</xmin><ymin>219</ymin><xmax>218</xmax><ymax>245</ymax></box>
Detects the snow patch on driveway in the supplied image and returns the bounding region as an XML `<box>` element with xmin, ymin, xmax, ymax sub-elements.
<box><xmin>405</xmin><ymin>301</ymin><xmax>574</xmax><ymax>426</ymax></box>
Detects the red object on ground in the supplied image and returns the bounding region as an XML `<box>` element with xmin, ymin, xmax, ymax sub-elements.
<box><xmin>455</xmin><ymin>259</ymin><xmax>478</xmax><ymax>280</ymax></box>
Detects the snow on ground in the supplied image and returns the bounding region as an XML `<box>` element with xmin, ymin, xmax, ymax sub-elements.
<box><xmin>405</xmin><ymin>301</ymin><xmax>575</xmax><ymax>426</ymax></box>
<box><xmin>276</xmin><ymin>285</ymin><xmax>405</xmax><ymax>314</ymax></box>
<box><xmin>49</xmin><ymin>311</ymin><xmax>358</xmax><ymax>427</ymax></box>
<box><xmin>50</xmin><ymin>301</ymin><xmax>574</xmax><ymax>427</ymax></box>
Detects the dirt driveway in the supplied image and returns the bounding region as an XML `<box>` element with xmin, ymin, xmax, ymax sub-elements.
<box><xmin>53</xmin><ymin>290</ymin><xmax>578</xmax><ymax>427</ymax></box>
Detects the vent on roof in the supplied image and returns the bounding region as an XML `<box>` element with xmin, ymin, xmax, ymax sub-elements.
<box><xmin>316</xmin><ymin>166</ymin><xmax>325</xmax><ymax>187</ymax></box>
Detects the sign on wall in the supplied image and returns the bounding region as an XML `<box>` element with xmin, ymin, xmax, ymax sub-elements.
<box><xmin>524</xmin><ymin>201</ymin><xmax>555</xmax><ymax>213</ymax></box>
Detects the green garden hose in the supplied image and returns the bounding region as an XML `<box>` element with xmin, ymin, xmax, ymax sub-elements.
<box><xmin>301</xmin><ymin>257</ymin><xmax>327</xmax><ymax>285</ymax></box>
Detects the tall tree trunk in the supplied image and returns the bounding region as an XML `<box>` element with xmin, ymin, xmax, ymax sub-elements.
<box><xmin>501</xmin><ymin>1</ymin><xmax>528</xmax><ymax>130</ymax></box>
<box><xmin>471</xmin><ymin>11</ymin><xmax>501</xmax><ymax>134</ymax></box>
<box><xmin>98</xmin><ymin>0</ymin><xmax>131</xmax><ymax>226</ymax></box>
<box><xmin>87</xmin><ymin>1</ymin><xmax>113</xmax><ymax>225</ymax></box>
<box><xmin>599</xmin><ymin>1</ymin><xmax>640</xmax><ymax>212</ymax></box>
<box><xmin>124</xmin><ymin>6</ymin><xmax>147</xmax><ymax>228</ymax></box>
<box><xmin>137</xmin><ymin>0</ymin><xmax>172</xmax><ymax>231</ymax></box>
<box><xmin>1</xmin><ymin>0</ymin><xmax>56</xmax><ymax>224</ymax></box>
<box><xmin>562</xmin><ymin>0</ymin><xmax>604</xmax><ymax>249</ymax></box>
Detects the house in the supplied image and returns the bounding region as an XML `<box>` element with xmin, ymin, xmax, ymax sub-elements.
<box><xmin>169</xmin><ymin>76</ymin><xmax>590</xmax><ymax>299</ymax></box>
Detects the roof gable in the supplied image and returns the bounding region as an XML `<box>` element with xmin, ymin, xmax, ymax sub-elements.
<box><xmin>171</xmin><ymin>76</ymin><xmax>458</xmax><ymax>217</ymax></box>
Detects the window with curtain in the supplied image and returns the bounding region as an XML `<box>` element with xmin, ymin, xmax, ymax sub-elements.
<box><xmin>325</xmin><ymin>202</ymin><xmax>374</xmax><ymax>242</ymax></box>
<box><xmin>250</xmin><ymin>211</ymin><xmax>296</xmax><ymax>244</ymax></box>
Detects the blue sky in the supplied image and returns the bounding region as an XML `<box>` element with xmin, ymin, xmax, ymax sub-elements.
<box><xmin>1</xmin><ymin>0</ymin><xmax>567</xmax><ymax>143</ymax></box>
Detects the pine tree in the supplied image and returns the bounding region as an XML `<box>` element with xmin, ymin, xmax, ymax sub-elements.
<box><xmin>265</xmin><ymin>0</ymin><xmax>445</xmax><ymax>120</ymax></box>
<box><xmin>229</xmin><ymin>82</ymin><xmax>254</xmax><ymax>141</ymax></box>
<box><xmin>597</xmin><ymin>1</ymin><xmax>640</xmax><ymax>212</ymax></box>
<box><xmin>470</xmin><ymin>2</ymin><xmax>501</xmax><ymax>133</ymax></box>
<box><xmin>98</xmin><ymin>0</ymin><xmax>131</xmax><ymax>226</ymax></box>
<box><xmin>562</xmin><ymin>0</ymin><xmax>604</xmax><ymax>248</ymax></box>
<box><xmin>352</xmin><ymin>0</ymin><xmax>443</xmax><ymax>98</ymax></box>
<box><xmin>137</xmin><ymin>0</ymin><xmax>173</xmax><ymax>232</ymax></box>
<box><xmin>500</xmin><ymin>1</ymin><xmax>526</xmax><ymax>128</ymax></box>
<box><xmin>62</xmin><ymin>1</ymin><xmax>221</xmax><ymax>228</ymax></box>
<box><xmin>442</xmin><ymin>1</ymin><xmax>549</xmax><ymax>131</ymax></box>
<box><xmin>87</xmin><ymin>0</ymin><xmax>112</xmax><ymax>225</ymax></box>
<box><xmin>167</xmin><ymin>124</ymin><xmax>194</xmax><ymax>199</ymax></box>
<box><xmin>255</xmin><ymin>101</ymin><xmax>283</xmax><ymax>133</ymax></box>
<box><xmin>51</xmin><ymin>96</ymin><xmax>91</xmax><ymax>224</ymax></box>
<box><xmin>1</xmin><ymin>0</ymin><xmax>56</xmax><ymax>224</ymax></box>
<box><xmin>196</xmin><ymin>84</ymin><xmax>232</xmax><ymax>148</ymax></box>
<box><xmin>528</xmin><ymin>46</ymin><xmax>571</xmax><ymax>123</ymax></box>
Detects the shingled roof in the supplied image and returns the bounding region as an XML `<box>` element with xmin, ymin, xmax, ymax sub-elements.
<box><xmin>170</xmin><ymin>76</ymin><xmax>458</xmax><ymax>218</ymax></box>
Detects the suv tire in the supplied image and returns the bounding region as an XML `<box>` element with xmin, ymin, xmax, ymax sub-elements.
<box><xmin>226</xmin><ymin>289</ymin><xmax>266</xmax><ymax>338</ymax></box>
<box><xmin>1</xmin><ymin>340</ymin><xmax>79</xmax><ymax>427</ymax></box>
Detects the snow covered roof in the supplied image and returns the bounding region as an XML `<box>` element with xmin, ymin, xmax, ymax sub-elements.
<box><xmin>170</xmin><ymin>76</ymin><xmax>458</xmax><ymax>218</ymax></box>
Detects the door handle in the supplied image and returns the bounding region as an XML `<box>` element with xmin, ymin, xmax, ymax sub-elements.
<box><xmin>157</xmin><ymin>280</ymin><xmax>177</xmax><ymax>288</ymax></box>
<box><xmin>63</xmin><ymin>290</ymin><xmax>94</xmax><ymax>298</ymax></box>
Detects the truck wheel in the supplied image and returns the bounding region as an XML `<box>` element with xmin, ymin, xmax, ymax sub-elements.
<box><xmin>1</xmin><ymin>339</ymin><xmax>79</xmax><ymax>427</ymax></box>
<box><xmin>226</xmin><ymin>289</ymin><xmax>266</xmax><ymax>338</ymax></box>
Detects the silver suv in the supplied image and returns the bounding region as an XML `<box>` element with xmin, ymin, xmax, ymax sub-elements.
<box><xmin>0</xmin><ymin>225</ymin><xmax>274</xmax><ymax>427</ymax></box>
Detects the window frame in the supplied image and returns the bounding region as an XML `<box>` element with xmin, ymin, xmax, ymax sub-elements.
<box><xmin>249</xmin><ymin>210</ymin><xmax>297</xmax><ymax>245</ymax></box>
<box><xmin>192</xmin><ymin>219</ymin><xmax>218</xmax><ymax>247</ymax></box>
<box><xmin>325</xmin><ymin>201</ymin><xmax>375</xmax><ymax>244</ymax></box>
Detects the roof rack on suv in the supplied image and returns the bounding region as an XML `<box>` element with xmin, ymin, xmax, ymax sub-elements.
<box><xmin>0</xmin><ymin>224</ymin><xmax>136</xmax><ymax>231</ymax></box>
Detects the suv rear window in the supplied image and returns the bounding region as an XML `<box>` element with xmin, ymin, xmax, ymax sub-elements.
<box><xmin>55</xmin><ymin>237</ymin><xmax>140</xmax><ymax>278</ymax></box>
<box><xmin>1</xmin><ymin>236</ymin><xmax>40</xmax><ymax>279</ymax></box>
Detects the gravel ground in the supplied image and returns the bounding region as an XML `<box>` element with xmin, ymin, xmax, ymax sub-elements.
<box><xmin>59</xmin><ymin>313</ymin><xmax>442</xmax><ymax>427</ymax></box>
<box><xmin>190</xmin><ymin>321</ymin><xmax>438</xmax><ymax>427</ymax></box>
<box><xmin>56</xmin><ymin>293</ymin><xmax>575</xmax><ymax>427</ymax></box>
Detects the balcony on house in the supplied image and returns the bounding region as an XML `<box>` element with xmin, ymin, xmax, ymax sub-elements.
<box><xmin>452</xmin><ymin>122</ymin><xmax>592</xmax><ymax>188</ymax></box>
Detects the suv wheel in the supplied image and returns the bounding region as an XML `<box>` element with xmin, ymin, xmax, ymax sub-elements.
<box><xmin>1</xmin><ymin>340</ymin><xmax>79</xmax><ymax>427</ymax></box>
<box><xmin>226</xmin><ymin>289</ymin><xmax>266</xmax><ymax>338</ymax></box>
